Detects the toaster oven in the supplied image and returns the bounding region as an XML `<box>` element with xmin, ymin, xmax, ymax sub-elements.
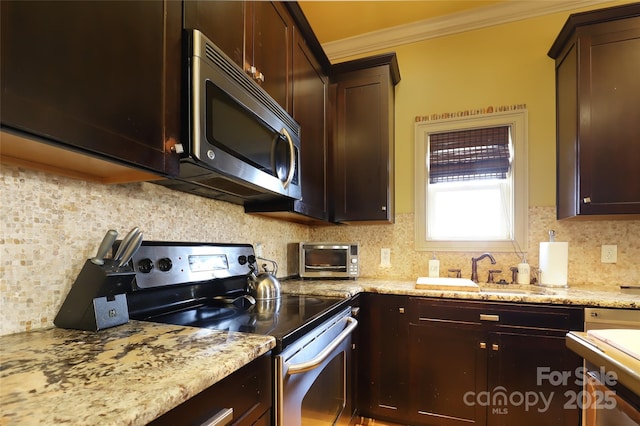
<box><xmin>299</xmin><ymin>242</ymin><xmax>359</xmax><ymax>279</ymax></box>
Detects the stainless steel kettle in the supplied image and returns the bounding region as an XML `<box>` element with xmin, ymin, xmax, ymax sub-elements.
<box><xmin>247</xmin><ymin>257</ymin><xmax>281</xmax><ymax>300</ymax></box>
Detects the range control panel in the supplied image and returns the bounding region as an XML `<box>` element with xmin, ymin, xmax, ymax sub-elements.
<box><xmin>126</xmin><ymin>242</ymin><xmax>255</xmax><ymax>289</ymax></box>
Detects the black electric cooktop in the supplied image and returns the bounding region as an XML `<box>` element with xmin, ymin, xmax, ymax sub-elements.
<box><xmin>142</xmin><ymin>293</ymin><xmax>351</xmax><ymax>352</ymax></box>
<box><xmin>124</xmin><ymin>242</ymin><xmax>352</xmax><ymax>353</ymax></box>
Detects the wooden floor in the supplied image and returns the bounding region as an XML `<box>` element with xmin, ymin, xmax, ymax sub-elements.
<box><xmin>349</xmin><ymin>416</ymin><xmax>407</xmax><ymax>426</ymax></box>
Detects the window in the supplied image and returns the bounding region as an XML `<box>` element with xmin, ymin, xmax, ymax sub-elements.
<box><xmin>414</xmin><ymin>111</ymin><xmax>528</xmax><ymax>252</ymax></box>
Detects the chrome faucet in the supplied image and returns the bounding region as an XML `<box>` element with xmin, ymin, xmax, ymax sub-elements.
<box><xmin>471</xmin><ymin>253</ymin><xmax>496</xmax><ymax>283</ymax></box>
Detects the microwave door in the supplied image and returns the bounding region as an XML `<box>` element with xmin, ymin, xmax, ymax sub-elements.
<box><xmin>202</xmin><ymin>81</ymin><xmax>298</xmax><ymax>197</ymax></box>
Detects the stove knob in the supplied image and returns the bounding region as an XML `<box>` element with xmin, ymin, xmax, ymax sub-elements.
<box><xmin>238</xmin><ymin>255</ymin><xmax>247</xmax><ymax>265</ymax></box>
<box><xmin>137</xmin><ymin>258</ymin><xmax>154</xmax><ymax>273</ymax></box>
<box><xmin>157</xmin><ymin>257</ymin><xmax>173</xmax><ymax>272</ymax></box>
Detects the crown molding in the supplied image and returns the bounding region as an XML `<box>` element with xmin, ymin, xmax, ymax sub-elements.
<box><xmin>322</xmin><ymin>0</ymin><xmax>614</xmax><ymax>62</ymax></box>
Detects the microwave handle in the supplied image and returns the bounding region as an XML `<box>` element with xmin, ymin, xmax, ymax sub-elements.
<box><xmin>281</xmin><ymin>127</ymin><xmax>295</xmax><ymax>189</ymax></box>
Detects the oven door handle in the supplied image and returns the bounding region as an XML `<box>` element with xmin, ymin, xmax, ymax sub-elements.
<box><xmin>286</xmin><ymin>316</ymin><xmax>358</xmax><ymax>375</ymax></box>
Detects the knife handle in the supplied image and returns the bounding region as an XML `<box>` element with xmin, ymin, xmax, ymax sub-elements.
<box><xmin>118</xmin><ymin>232</ymin><xmax>143</xmax><ymax>268</ymax></box>
<box><xmin>113</xmin><ymin>227</ymin><xmax>139</xmax><ymax>261</ymax></box>
<box><xmin>91</xmin><ymin>230</ymin><xmax>118</xmax><ymax>265</ymax></box>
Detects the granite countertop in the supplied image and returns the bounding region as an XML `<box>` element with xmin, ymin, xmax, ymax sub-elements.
<box><xmin>1</xmin><ymin>280</ymin><xmax>636</xmax><ymax>425</ymax></box>
<box><xmin>566</xmin><ymin>331</ymin><xmax>640</xmax><ymax>396</ymax></box>
<box><xmin>281</xmin><ymin>279</ymin><xmax>639</xmax><ymax>309</ymax></box>
<box><xmin>0</xmin><ymin>320</ymin><xmax>275</xmax><ymax>426</ymax></box>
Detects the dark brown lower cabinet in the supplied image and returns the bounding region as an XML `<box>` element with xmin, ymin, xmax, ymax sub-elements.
<box><xmin>409</xmin><ymin>316</ymin><xmax>487</xmax><ymax>425</ymax></box>
<box><xmin>408</xmin><ymin>298</ymin><xmax>583</xmax><ymax>426</ymax></box>
<box><xmin>358</xmin><ymin>294</ymin><xmax>584</xmax><ymax>426</ymax></box>
<box><xmin>358</xmin><ymin>294</ymin><xmax>411</xmax><ymax>423</ymax></box>
<box><xmin>150</xmin><ymin>353</ymin><xmax>272</xmax><ymax>426</ymax></box>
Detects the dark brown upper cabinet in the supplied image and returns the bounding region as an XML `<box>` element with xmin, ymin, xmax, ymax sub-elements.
<box><xmin>245</xmin><ymin>28</ymin><xmax>329</xmax><ymax>224</ymax></box>
<box><xmin>330</xmin><ymin>54</ymin><xmax>400</xmax><ymax>224</ymax></box>
<box><xmin>548</xmin><ymin>3</ymin><xmax>640</xmax><ymax>219</ymax></box>
<box><xmin>185</xmin><ymin>1</ymin><xmax>294</xmax><ymax>113</ymax></box>
<box><xmin>0</xmin><ymin>0</ymin><xmax>182</xmax><ymax>181</ymax></box>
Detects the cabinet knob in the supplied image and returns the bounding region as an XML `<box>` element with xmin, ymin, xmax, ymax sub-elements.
<box><xmin>398</xmin><ymin>307</ymin><xmax>405</xmax><ymax>314</ymax></box>
<box><xmin>583</xmin><ymin>197</ymin><xmax>592</xmax><ymax>204</ymax></box>
<box><xmin>492</xmin><ymin>344</ymin><xmax>499</xmax><ymax>351</ymax></box>
<box><xmin>480</xmin><ymin>342</ymin><xmax>487</xmax><ymax>349</ymax></box>
<box><xmin>247</xmin><ymin>65</ymin><xmax>265</xmax><ymax>83</ymax></box>
<box><xmin>381</xmin><ymin>205</ymin><xmax>387</xmax><ymax>211</ymax></box>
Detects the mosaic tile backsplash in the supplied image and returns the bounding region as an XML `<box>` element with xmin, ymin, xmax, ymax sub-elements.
<box><xmin>2</xmin><ymin>164</ymin><xmax>639</xmax><ymax>335</ymax></box>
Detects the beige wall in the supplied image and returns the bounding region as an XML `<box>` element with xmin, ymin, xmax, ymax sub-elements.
<box><xmin>311</xmin><ymin>2</ymin><xmax>639</xmax><ymax>285</ymax></box>
<box><xmin>330</xmin><ymin>0</ymin><xmax>633</xmax><ymax>212</ymax></box>
<box><xmin>2</xmin><ymin>2</ymin><xmax>638</xmax><ymax>336</ymax></box>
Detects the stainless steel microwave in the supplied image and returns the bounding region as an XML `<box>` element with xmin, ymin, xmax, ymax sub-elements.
<box><xmin>155</xmin><ymin>29</ymin><xmax>301</xmax><ymax>204</ymax></box>
<box><xmin>299</xmin><ymin>242</ymin><xmax>359</xmax><ymax>279</ymax></box>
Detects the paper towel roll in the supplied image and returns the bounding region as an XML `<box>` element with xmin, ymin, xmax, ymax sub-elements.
<box><xmin>539</xmin><ymin>242</ymin><xmax>568</xmax><ymax>287</ymax></box>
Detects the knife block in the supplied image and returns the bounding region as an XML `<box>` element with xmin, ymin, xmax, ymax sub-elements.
<box><xmin>54</xmin><ymin>259</ymin><xmax>135</xmax><ymax>331</ymax></box>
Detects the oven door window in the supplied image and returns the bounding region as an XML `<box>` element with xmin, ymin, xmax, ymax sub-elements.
<box><xmin>304</xmin><ymin>248</ymin><xmax>348</xmax><ymax>273</ymax></box>
<box><xmin>206</xmin><ymin>81</ymin><xmax>292</xmax><ymax>182</ymax></box>
<box><xmin>301</xmin><ymin>353</ymin><xmax>346</xmax><ymax>425</ymax></box>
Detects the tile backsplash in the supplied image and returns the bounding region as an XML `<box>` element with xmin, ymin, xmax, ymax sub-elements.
<box><xmin>2</xmin><ymin>164</ymin><xmax>639</xmax><ymax>336</ymax></box>
<box><xmin>0</xmin><ymin>164</ymin><xmax>309</xmax><ymax>336</ymax></box>
<box><xmin>310</xmin><ymin>209</ymin><xmax>640</xmax><ymax>289</ymax></box>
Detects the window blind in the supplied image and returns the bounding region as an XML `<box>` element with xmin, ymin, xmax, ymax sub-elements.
<box><xmin>428</xmin><ymin>126</ymin><xmax>511</xmax><ymax>184</ymax></box>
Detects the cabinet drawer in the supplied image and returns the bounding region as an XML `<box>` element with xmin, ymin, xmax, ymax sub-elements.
<box><xmin>409</xmin><ymin>298</ymin><xmax>583</xmax><ymax>332</ymax></box>
<box><xmin>150</xmin><ymin>353</ymin><xmax>272</xmax><ymax>425</ymax></box>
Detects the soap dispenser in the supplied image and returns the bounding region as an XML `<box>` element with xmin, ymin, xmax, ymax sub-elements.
<box><xmin>428</xmin><ymin>253</ymin><xmax>440</xmax><ymax>278</ymax></box>
<box><xmin>517</xmin><ymin>254</ymin><xmax>530</xmax><ymax>285</ymax></box>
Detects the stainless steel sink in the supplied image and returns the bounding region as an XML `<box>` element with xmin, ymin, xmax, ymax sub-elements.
<box><xmin>480</xmin><ymin>287</ymin><xmax>555</xmax><ymax>295</ymax></box>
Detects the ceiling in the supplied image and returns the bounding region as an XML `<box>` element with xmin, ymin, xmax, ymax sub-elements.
<box><xmin>297</xmin><ymin>0</ymin><xmax>617</xmax><ymax>60</ymax></box>
<box><xmin>298</xmin><ymin>1</ymin><xmax>503</xmax><ymax>44</ymax></box>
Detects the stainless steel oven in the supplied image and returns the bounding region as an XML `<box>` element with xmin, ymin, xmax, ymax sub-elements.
<box><xmin>276</xmin><ymin>306</ymin><xmax>357</xmax><ymax>426</ymax></box>
<box><xmin>124</xmin><ymin>241</ymin><xmax>357</xmax><ymax>425</ymax></box>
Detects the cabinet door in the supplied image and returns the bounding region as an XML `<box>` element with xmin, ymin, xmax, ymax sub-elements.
<box><xmin>332</xmin><ymin>66</ymin><xmax>395</xmax><ymax>223</ymax></box>
<box><xmin>358</xmin><ymin>294</ymin><xmax>410</xmax><ymax>423</ymax></box>
<box><xmin>0</xmin><ymin>0</ymin><xmax>181</xmax><ymax>176</ymax></box>
<box><xmin>249</xmin><ymin>1</ymin><xmax>293</xmax><ymax>112</ymax></box>
<box><xmin>409</xmin><ymin>322</ymin><xmax>487</xmax><ymax>426</ymax></box>
<box><xmin>487</xmin><ymin>332</ymin><xmax>582</xmax><ymax>426</ymax></box>
<box><xmin>554</xmin><ymin>9</ymin><xmax>640</xmax><ymax>218</ymax></box>
<box><xmin>291</xmin><ymin>30</ymin><xmax>328</xmax><ymax>220</ymax></box>
<box><xmin>183</xmin><ymin>1</ymin><xmax>246</xmax><ymax>68</ymax></box>
<box><xmin>577</xmin><ymin>19</ymin><xmax>640</xmax><ymax>215</ymax></box>
<box><xmin>186</xmin><ymin>1</ymin><xmax>292</xmax><ymax>113</ymax></box>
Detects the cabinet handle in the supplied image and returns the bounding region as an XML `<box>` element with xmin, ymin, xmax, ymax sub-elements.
<box><xmin>398</xmin><ymin>307</ymin><xmax>405</xmax><ymax>314</ymax></box>
<box><xmin>480</xmin><ymin>342</ymin><xmax>487</xmax><ymax>349</ymax></box>
<box><xmin>492</xmin><ymin>344</ymin><xmax>499</xmax><ymax>351</ymax></box>
<box><xmin>378</xmin><ymin>404</ymin><xmax>398</xmax><ymax>411</ymax></box>
<box><xmin>201</xmin><ymin>407</ymin><xmax>233</xmax><ymax>426</ymax></box>
<box><xmin>583</xmin><ymin>197</ymin><xmax>592</xmax><ymax>204</ymax></box>
<box><xmin>480</xmin><ymin>314</ymin><xmax>499</xmax><ymax>322</ymax></box>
